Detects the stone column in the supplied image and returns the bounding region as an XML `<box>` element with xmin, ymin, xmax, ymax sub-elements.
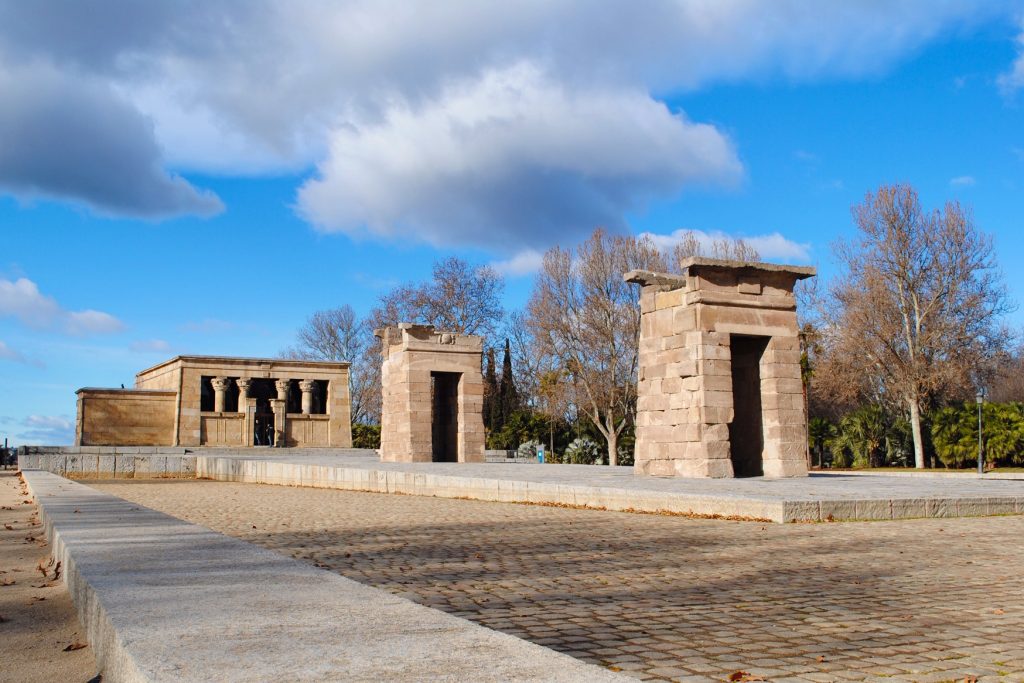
<box><xmin>299</xmin><ymin>380</ymin><xmax>315</xmax><ymax>415</ymax></box>
<box><xmin>275</xmin><ymin>378</ymin><xmax>291</xmax><ymax>402</ymax></box>
<box><xmin>211</xmin><ymin>377</ymin><xmax>230</xmax><ymax>413</ymax></box>
<box><xmin>236</xmin><ymin>378</ymin><xmax>252</xmax><ymax>414</ymax></box>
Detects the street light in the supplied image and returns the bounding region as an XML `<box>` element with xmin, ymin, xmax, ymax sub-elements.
<box><xmin>976</xmin><ymin>389</ymin><xmax>985</xmax><ymax>475</ymax></box>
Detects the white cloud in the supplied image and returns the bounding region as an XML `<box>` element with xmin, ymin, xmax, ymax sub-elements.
<box><xmin>491</xmin><ymin>249</ymin><xmax>547</xmax><ymax>277</ymax></box>
<box><xmin>950</xmin><ymin>175</ymin><xmax>976</xmax><ymax>186</ymax></box>
<box><xmin>998</xmin><ymin>24</ymin><xmax>1024</xmax><ymax>95</ymax></box>
<box><xmin>0</xmin><ymin>1</ymin><xmax>1005</xmax><ymax>236</ymax></box>
<box><xmin>130</xmin><ymin>338</ymin><xmax>172</xmax><ymax>353</ymax></box>
<box><xmin>298</xmin><ymin>64</ymin><xmax>742</xmax><ymax>250</ymax></box>
<box><xmin>16</xmin><ymin>414</ymin><xmax>74</xmax><ymax>445</ymax></box>
<box><xmin>639</xmin><ymin>228</ymin><xmax>812</xmax><ymax>263</ymax></box>
<box><xmin>0</xmin><ymin>340</ymin><xmax>32</xmax><ymax>366</ymax></box>
<box><xmin>0</xmin><ymin>277</ymin><xmax>124</xmax><ymax>336</ymax></box>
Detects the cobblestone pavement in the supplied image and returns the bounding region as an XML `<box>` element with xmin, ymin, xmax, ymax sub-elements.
<box><xmin>90</xmin><ymin>479</ymin><xmax>1024</xmax><ymax>683</ymax></box>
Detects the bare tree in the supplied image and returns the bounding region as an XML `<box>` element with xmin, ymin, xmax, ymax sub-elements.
<box><xmin>281</xmin><ymin>305</ymin><xmax>381</xmax><ymax>424</ymax></box>
<box><xmin>370</xmin><ymin>256</ymin><xmax>504</xmax><ymax>339</ymax></box>
<box><xmin>528</xmin><ymin>229</ymin><xmax>667</xmax><ymax>465</ymax></box>
<box><xmin>670</xmin><ymin>230</ymin><xmax>760</xmax><ymax>265</ymax></box>
<box><xmin>820</xmin><ymin>184</ymin><xmax>1010</xmax><ymax>468</ymax></box>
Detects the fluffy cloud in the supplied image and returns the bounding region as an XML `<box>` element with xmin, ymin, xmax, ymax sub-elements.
<box><xmin>0</xmin><ymin>63</ymin><xmax>223</xmax><ymax>219</ymax></box>
<box><xmin>491</xmin><ymin>249</ymin><xmax>547</xmax><ymax>278</ymax></box>
<box><xmin>0</xmin><ymin>277</ymin><xmax>125</xmax><ymax>336</ymax></box>
<box><xmin>950</xmin><ymin>175</ymin><xmax>977</xmax><ymax>187</ymax></box>
<box><xmin>0</xmin><ymin>1</ymin><xmax>1005</xmax><ymax>235</ymax></box>
<box><xmin>0</xmin><ymin>340</ymin><xmax>28</xmax><ymax>365</ymax></box>
<box><xmin>16</xmin><ymin>415</ymin><xmax>74</xmax><ymax>445</ymax></box>
<box><xmin>998</xmin><ymin>23</ymin><xmax>1024</xmax><ymax>95</ymax></box>
<box><xmin>298</xmin><ymin>64</ymin><xmax>741</xmax><ymax>249</ymax></box>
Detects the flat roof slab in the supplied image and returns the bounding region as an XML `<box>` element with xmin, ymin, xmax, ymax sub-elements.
<box><xmin>22</xmin><ymin>469</ymin><xmax>626</xmax><ymax>682</ymax></box>
<box><xmin>195</xmin><ymin>450</ymin><xmax>1024</xmax><ymax>523</ymax></box>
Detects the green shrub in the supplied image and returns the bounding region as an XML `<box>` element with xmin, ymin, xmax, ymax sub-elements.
<box><xmin>352</xmin><ymin>423</ymin><xmax>381</xmax><ymax>449</ymax></box>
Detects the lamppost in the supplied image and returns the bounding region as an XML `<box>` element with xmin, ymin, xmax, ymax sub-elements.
<box><xmin>976</xmin><ymin>389</ymin><xmax>985</xmax><ymax>475</ymax></box>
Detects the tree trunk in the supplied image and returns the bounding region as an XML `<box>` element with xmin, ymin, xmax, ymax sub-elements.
<box><xmin>909</xmin><ymin>399</ymin><xmax>925</xmax><ymax>469</ymax></box>
<box><xmin>606</xmin><ymin>419</ymin><xmax>618</xmax><ymax>467</ymax></box>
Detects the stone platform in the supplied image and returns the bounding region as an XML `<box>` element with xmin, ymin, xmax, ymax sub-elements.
<box><xmin>196</xmin><ymin>449</ymin><xmax>1024</xmax><ymax>523</ymax></box>
<box><xmin>21</xmin><ymin>469</ymin><xmax>624</xmax><ymax>683</ymax></box>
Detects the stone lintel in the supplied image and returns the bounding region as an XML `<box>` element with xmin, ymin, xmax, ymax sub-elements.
<box><xmin>678</xmin><ymin>257</ymin><xmax>816</xmax><ymax>280</ymax></box>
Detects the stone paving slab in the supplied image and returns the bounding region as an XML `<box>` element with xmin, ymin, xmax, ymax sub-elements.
<box><xmin>90</xmin><ymin>478</ymin><xmax>1024</xmax><ymax>683</ymax></box>
<box><xmin>21</xmin><ymin>469</ymin><xmax>626</xmax><ymax>683</ymax></box>
<box><xmin>195</xmin><ymin>450</ymin><xmax>1024</xmax><ymax>523</ymax></box>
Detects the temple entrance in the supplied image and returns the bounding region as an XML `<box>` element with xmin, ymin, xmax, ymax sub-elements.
<box><xmin>249</xmin><ymin>379</ymin><xmax>278</xmax><ymax>446</ymax></box>
<box><xmin>431</xmin><ymin>372</ymin><xmax>460</xmax><ymax>462</ymax></box>
<box><xmin>728</xmin><ymin>335</ymin><xmax>769</xmax><ymax>477</ymax></box>
<box><xmin>254</xmin><ymin>411</ymin><xmax>275</xmax><ymax>446</ymax></box>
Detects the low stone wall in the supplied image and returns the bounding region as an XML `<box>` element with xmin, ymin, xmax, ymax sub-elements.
<box><xmin>18</xmin><ymin>446</ymin><xmax>194</xmax><ymax>479</ymax></box>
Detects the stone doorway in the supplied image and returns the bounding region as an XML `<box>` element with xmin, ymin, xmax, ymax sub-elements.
<box><xmin>250</xmin><ymin>379</ymin><xmax>277</xmax><ymax>446</ymax></box>
<box><xmin>729</xmin><ymin>335</ymin><xmax>769</xmax><ymax>477</ymax></box>
<box><xmin>431</xmin><ymin>372</ymin><xmax>460</xmax><ymax>462</ymax></box>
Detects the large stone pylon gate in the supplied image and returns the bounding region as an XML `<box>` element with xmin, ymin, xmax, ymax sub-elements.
<box><xmin>626</xmin><ymin>258</ymin><xmax>815</xmax><ymax>478</ymax></box>
<box><xmin>375</xmin><ymin>323</ymin><xmax>485</xmax><ymax>463</ymax></box>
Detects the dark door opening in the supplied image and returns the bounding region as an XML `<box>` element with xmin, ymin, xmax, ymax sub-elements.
<box><xmin>431</xmin><ymin>372</ymin><xmax>460</xmax><ymax>462</ymax></box>
<box><xmin>729</xmin><ymin>335</ymin><xmax>769</xmax><ymax>477</ymax></box>
<box><xmin>250</xmin><ymin>379</ymin><xmax>277</xmax><ymax>446</ymax></box>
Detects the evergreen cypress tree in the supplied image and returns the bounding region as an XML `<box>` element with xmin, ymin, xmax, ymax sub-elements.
<box><xmin>483</xmin><ymin>347</ymin><xmax>499</xmax><ymax>431</ymax></box>
<box><xmin>498</xmin><ymin>338</ymin><xmax>519</xmax><ymax>424</ymax></box>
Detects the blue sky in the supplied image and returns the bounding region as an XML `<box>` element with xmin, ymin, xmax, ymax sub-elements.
<box><xmin>2</xmin><ymin>2</ymin><xmax>1024</xmax><ymax>444</ymax></box>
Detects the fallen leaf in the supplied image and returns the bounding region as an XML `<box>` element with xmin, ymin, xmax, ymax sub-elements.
<box><xmin>993</xmin><ymin>609</ymin><xmax>1005</xmax><ymax>615</ymax></box>
<box><xmin>64</xmin><ymin>641</ymin><xmax>88</xmax><ymax>651</ymax></box>
<box><xmin>52</xmin><ymin>561</ymin><xmax>61</xmax><ymax>581</ymax></box>
<box><xmin>816</xmin><ymin>655</ymin><xmax>826</xmax><ymax>663</ymax></box>
<box><xmin>963</xmin><ymin>676</ymin><xmax>978</xmax><ymax>683</ymax></box>
<box><xmin>1</xmin><ymin>579</ymin><xmax>15</xmax><ymax>586</ymax></box>
<box><xmin>3</xmin><ymin>524</ymin><xmax>13</xmax><ymax>530</ymax></box>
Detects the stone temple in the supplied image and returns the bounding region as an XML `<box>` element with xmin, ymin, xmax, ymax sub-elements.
<box><xmin>75</xmin><ymin>355</ymin><xmax>353</xmax><ymax>448</ymax></box>
<box><xmin>376</xmin><ymin>323</ymin><xmax>485</xmax><ymax>463</ymax></box>
<box><xmin>626</xmin><ymin>257</ymin><xmax>815</xmax><ymax>478</ymax></box>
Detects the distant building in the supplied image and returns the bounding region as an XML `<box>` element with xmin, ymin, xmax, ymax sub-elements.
<box><xmin>75</xmin><ymin>356</ymin><xmax>352</xmax><ymax>448</ymax></box>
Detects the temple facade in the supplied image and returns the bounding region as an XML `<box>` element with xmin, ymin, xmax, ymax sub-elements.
<box><xmin>75</xmin><ymin>356</ymin><xmax>352</xmax><ymax>448</ymax></box>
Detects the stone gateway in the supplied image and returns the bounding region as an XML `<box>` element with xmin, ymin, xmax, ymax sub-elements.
<box><xmin>626</xmin><ymin>258</ymin><xmax>815</xmax><ymax>478</ymax></box>
<box><xmin>376</xmin><ymin>324</ymin><xmax>485</xmax><ymax>463</ymax></box>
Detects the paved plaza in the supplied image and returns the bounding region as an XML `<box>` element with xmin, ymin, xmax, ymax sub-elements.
<box><xmin>91</xmin><ymin>478</ymin><xmax>1024</xmax><ymax>683</ymax></box>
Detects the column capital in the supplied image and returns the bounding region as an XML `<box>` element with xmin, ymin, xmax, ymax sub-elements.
<box><xmin>236</xmin><ymin>377</ymin><xmax>253</xmax><ymax>390</ymax></box>
<box><xmin>298</xmin><ymin>379</ymin><xmax>316</xmax><ymax>392</ymax></box>
<box><xmin>275</xmin><ymin>378</ymin><xmax>292</xmax><ymax>392</ymax></box>
<box><xmin>210</xmin><ymin>376</ymin><xmax>231</xmax><ymax>391</ymax></box>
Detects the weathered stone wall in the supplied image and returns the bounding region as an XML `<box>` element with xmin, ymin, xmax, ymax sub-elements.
<box><xmin>76</xmin><ymin>389</ymin><xmax>177</xmax><ymax>447</ymax></box>
<box><xmin>628</xmin><ymin>259</ymin><xmax>813</xmax><ymax>478</ymax></box>
<box><xmin>378</xmin><ymin>325</ymin><xmax>485</xmax><ymax>463</ymax></box>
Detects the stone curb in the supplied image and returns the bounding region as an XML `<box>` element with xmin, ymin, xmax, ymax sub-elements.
<box><xmin>196</xmin><ymin>456</ymin><xmax>1024</xmax><ymax>523</ymax></box>
<box><xmin>198</xmin><ymin>456</ymin><xmax>786</xmax><ymax>522</ymax></box>
<box><xmin>21</xmin><ymin>469</ymin><xmax>626</xmax><ymax>683</ymax></box>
